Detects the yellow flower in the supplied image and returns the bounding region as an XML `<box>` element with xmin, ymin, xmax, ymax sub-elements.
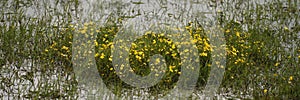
<box><xmin>138</xmin><ymin>51</ymin><xmax>143</xmax><ymax>55</ymax></box>
<box><xmin>110</xmin><ymin>68</ymin><xmax>113</xmax><ymax>71</ymax></box>
<box><xmin>203</xmin><ymin>41</ymin><xmax>211</xmax><ymax>51</ymax></box>
<box><xmin>109</xmin><ymin>56</ymin><xmax>112</xmax><ymax>61</ymax></box>
<box><xmin>62</xmin><ymin>46</ymin><xmax>69</xmax><ymax>50</ymax></box>
<box><xmin>133</xmin><ymin>50</ymin><xmax>138</xmax><ymax>55</ymax></box>
<box><xmin>100</xmin><ymin>53</ymin><xmax>105</xmax><ymax>59</ymax></box>
<box><xmin>207</xmin><ymin>64</ymin><xmax>211</xmax><ymax>67</ymax></box>
<box><xmin>185</xmin><ymin>26</ymin><xmax>191</xmax><ymax>30</ymax></box>
<box><xmin>289</xmin><ymin>76</ymin><xmax>293</xmax><ymax>81</ymax></box>
<box><xmin>94</xmin><ymin>40</ymin><xmax>99</xmax><ymax>47</ymax></box>
<box><xmin>155</xmin><ymin>58</ymin><xmax>160</xmax><ymax>64</ymax></box>
<box><xmin>60</xmin><ymin>53</ymin><xmax>67</xmax><ymax>57</ymax></box>
<box><xmin>236</xmin><ymin>32</ymin><xmax>240</xmax><ymax>37</ymax></box>
<box><xmin>152</xmin><ymin>40</ymin><xmax>156</xmax><ymax>44</ymax></box>
<box><xmin>200</xmin><ymin>52</ymin><xmax>208</xmax><ymax>56</ymax></box>
<box><xmin>191</xmin><ymin>39</ymin><xmax>197</xmax><ymax>44</ymax></box>
<box><xmin>231</xmin><ymin>46</ymin><xmax>238</xmax><ymax>56</ymax></box>
<box><xmin>263</xmin><ymin>89</ymin><xmax>268</xmax><ymax>94</ymax></box>
<box><xmin>101</xmin><ymin>44</ymin><xmax>108</xmax><ymax>49</ymax></box>
<box><xmin>178</xmin><ymin>72</ymin><xmax>181</xmax><ymax>75</ymax></box>
<box><xmin>225</xmin><ymin>29</ymin><xmax>230</xmax><ymax>33</ymax></box>
<box><xmin>165</xmin><ymin>51</ymin><xmax>170</xmax><ymax>54</ymax></box>
<box><xmin>132</xmin><ymin>43</ymin><xmax>137</xmax><ymax>48</ymax></box>
<box><xmin>171</xmin><ymin>53</ymin><xmax>177</xmax><ymax>57</ymax></box>
<box><xmin>171</xmin><ymin>44</ymin><xmax>176</xmax><ymax>49</ymax></box>
<box><xmin>94</xmin><ymin>53</ymin><xmax>99</xmax><ymax>57</ymax></box>
<box><xmin>234</xmin><ymin>58</ymin><xmax>245</xmax><ymax>64</ymax></box>
<box><xmin>284</xmin><ymin>26</ymin><xmax>288</xmax><ymax>30</ymax></box>
<box><xmin>135</xmin><ymin>55</ymin><xmax>142</xmax><ymax>61</ymax></box>
<box><xmin>166</xmin><ymin>40</ymin><xmax>172</xmax><ymax>45</ymax></box>
<box><xmin>169</xmin><ymin>65</ymin><xmax>175</xmax><ymax>72</ymax></box>
<box><xmin>275</xmin><ymin>62</ymin><xmax>280</xmax><ymax>67</ymax></box>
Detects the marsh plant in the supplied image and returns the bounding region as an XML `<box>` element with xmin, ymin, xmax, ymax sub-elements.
<box><xmin>0</xmin><ymin>0</ymin><xmax>299</xmax><ymax>99</ymax></box>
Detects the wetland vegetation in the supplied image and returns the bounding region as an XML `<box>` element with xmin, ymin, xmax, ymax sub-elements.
<box><xmin>0</xmin><ymin>0</ymin><xmax>299</xmax><ymax>99</ymax></box>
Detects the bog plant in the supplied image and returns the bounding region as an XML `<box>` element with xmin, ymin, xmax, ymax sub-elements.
<box><xmin>0</xmin><ymin>0</ymin><xmax>299</xmax><ymax>99</ymax></box>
